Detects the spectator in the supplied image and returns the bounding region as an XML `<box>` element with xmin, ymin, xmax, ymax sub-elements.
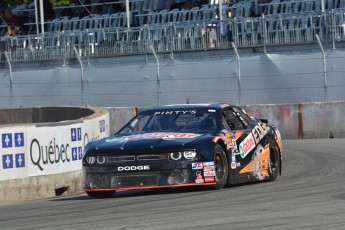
<box><xmin>208</xmin><ymin>8</ymin><xmax>230</xmax><ymax>48</ymax></box>
<box><xmin>4</xmin><ymin>9</ymin><xmax>22</xmax><ymax>26</ymax></box>
<box><xmin>4</xmin><ymin>23</ymin><xmax>25</xmax><ymax>36</ymax></box>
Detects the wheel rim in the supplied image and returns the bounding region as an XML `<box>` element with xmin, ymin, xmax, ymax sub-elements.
<box><xmin>215</xmin><ymin>152</ymin><xmax>225</xmax><ymax>181</ymax></box>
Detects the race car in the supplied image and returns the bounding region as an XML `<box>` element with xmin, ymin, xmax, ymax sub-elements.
<box><xmin>82</xmin><ymin>103</ymin><xmax>282</xmax><ymax>198</ymax></box>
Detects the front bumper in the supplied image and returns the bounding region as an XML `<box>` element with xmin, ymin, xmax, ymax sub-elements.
<box><xmin>83</xmin><ymin>161</ymin><xmax>216</xmax><ymax>191</ymax></box>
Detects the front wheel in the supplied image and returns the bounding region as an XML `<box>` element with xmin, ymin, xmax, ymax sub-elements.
<box><xmin>86</xmin><ymin>190</ymin><xmax>115</xmax><ymax>198</ymax></box>
<box><xmin>213</xmin><ymin>145</ymin><xmax>229</xmax><ymax>190</ymax></box>
<box><xmin>268</xmin><ymin>141</ymin><xmax>280</xmax><ymax>182</ymax></box>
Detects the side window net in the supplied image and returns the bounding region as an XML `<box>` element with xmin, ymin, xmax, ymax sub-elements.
<box><xmin>223</xmin><ymin>110</ymin><xmax>245</xmax><ymax>130</ymax></box>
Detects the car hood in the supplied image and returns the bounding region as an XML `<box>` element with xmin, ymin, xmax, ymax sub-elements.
<box><xmin>93</xmin><ymin>132</ymin><xmax>209</xmax><ymax>153</ymax></box>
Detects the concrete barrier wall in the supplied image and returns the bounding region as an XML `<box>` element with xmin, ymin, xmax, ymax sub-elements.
<box><xmin>0</xmin><ymin>106</ymin><xmax>109</xmax><ymax>203</ymax></box>
<box><xmin>107</xmin><ymin>102</ymin><xmax>345</xmax><ymax>139</ymax></box>
<box><xmin>243</xmin><ymin>101</ymin><xmax>345</xmax><ymax>139</ymax></box>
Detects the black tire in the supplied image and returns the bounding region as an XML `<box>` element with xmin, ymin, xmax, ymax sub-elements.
<box><xmin>86</xmin><ymin>190</ymin><xmax>115</xmax><ymax>198</ymax></box>
<box><xmin>213</xmin><ymin>144</ymin><xmax>229</xmax><ymax>190</ymax></box>
<box><xmin>268</xmin><ymin>141</ymin><xmax>280</xmax><ymax>182</ymax></box>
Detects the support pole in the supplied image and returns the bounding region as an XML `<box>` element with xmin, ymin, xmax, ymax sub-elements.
<box><xmin>126</xmin><ymin>0</ymin><xmax>130</xmax><ymax>28</ymax></box>
<box><xmin>315</xmin><ymin>34</ymin><xmax>328</xmax><ymax>102</ymax></box>
<box><xmin>4</xmin><ymin>51</ymin><xmax>13</xmax><ymax>107</ymax></box>
<box><xmin>39</xmin><ymin>0</ymin><xmax>45</xmax><ymax>34</ymax></box>
<box><xmin>231</xmin><ymin>42</ymin><xmax>241</xmax><ymax>105</ymax></box>
<box><xmin>74</xmin><ymin>47</ymin><xmax>85</xmax><ymax>105</ymax></box>
<box><xmin>151</xmin><ymin>45</ymin><xmax>161</xmax><ymax>106</ymax></box>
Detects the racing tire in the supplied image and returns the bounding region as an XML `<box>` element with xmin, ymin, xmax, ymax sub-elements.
<box><xmin>268</xmin><ymin>141</ymin><xmax>280</xmax><ymax>182</ymax></box>
<box><xmin>86</xmin><ymin>191</ymin><xmax>115</xmax><ymax>198</ymax></box>
<box><xmin>213</xmin><ymin>145</ymin><xmax>229</xmax><ymax>190</ymax></box>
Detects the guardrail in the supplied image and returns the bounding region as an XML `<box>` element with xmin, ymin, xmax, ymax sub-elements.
<box><xmin>1</xmin><ymin>9</ymin><xmax>345</xmax><ymax>63</ymax></box>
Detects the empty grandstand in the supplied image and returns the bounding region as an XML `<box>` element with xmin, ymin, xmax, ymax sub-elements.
<box><xmin>1</xmin><ymin>0</ymin><xmax>344</xmax><ymax>62</ymax></box>
<box><xmin>1</xmin><ymin>0</ymin><xmax>345</xmax><ymax>108</ymax></box>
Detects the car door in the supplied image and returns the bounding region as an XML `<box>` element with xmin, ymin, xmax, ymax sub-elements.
<box><xmin>222</xmin><ymin>106</ymin><xmax>264</xmax><ymax>183</ymax></box>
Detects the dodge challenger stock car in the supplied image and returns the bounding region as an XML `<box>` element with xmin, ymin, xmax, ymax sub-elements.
<box><xmin>82</xmin><ymin>103</ymin><xmax>282</xmax><ymax>198</ymax></box>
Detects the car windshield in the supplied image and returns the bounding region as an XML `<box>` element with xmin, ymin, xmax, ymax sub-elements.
<box><xmin>118</xmin><ymin>108</ymin><xmax>219</xmax><ymax>134</ymax></box>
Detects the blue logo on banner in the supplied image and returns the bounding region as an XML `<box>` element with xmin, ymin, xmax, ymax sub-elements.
<box><xmin>15</xmin><ymin>153</ymin><xmax>25</xmax><ymax>168</ymax></box>
<box><xmin>77</xmin><ymin>128</ymin><xmax>82</xmax><ymax>141</ymax></box>
<box><xmin>99</xmin><ymin>120</ymin><xmax>106</xmax><ymax>133</ymax></box>
<box><xmin>78</xmin><ymin>147</ymin><xmax>83</xmax><ymax>160</ymax></box>
<box><xmin>72</xmin><ymin>147</ymin><xmax>78</xmax><ymax>161</ymax></box>
<box><xmin>14</xmin><ymin>133</ymin><xmax>25</xmax><ymax>147</ymax></box>
<box><xmin>2</xmin><ymin>133</ymin><xmax>13</xmax><ymax>148</ymax></box>
<box><xmin>2</xmin><ymin>154</ymin><xmax>13</xmax><ymax>169</ymax></box>
<box><xmin>71</xmin><ymin>128</ymin><xmax>77</xmax><ymax>142</ymax></box>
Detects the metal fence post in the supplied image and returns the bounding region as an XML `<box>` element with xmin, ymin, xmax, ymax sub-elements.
<box><xmin>74</xmin><ymin>47</ymin><xmax>85</xmax><ymax>105</ymax></box>
<box><xmin>231</xmin><ymin>42</ymin><xmax>241</xmax><ymax>105</ymax></box>
<box><xmin>150</xmin><ymin>45</ymin><xmax>161</xmax><ymax>106</ymax></box>
<box><xmin>315</xmin><ymin>34</ymin><xmax>328</xmax><ymax>102</ymax></box>
<box><xmin>4</xmin><ymin>51</ymin><xmax>13</xmax><ymax>107</ymax></box>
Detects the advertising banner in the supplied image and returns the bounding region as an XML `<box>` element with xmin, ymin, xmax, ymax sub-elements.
<box><xmin>27</xmin><ymin>123</ymin><xmax>84</xmax><ymax>176</ymax></box>
<box><xmin>0</xmin><ymin>127</ymin><xmax>29</xmax><ymax>181</ymax></box>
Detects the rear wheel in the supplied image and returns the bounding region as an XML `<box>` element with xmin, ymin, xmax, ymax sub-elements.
<box><xmin>268</xmin><ymin>142</ymin><xmax>280</xmax><ymax>181</ymax></box>
<box><xmin>86</xmin><ymin>190</ymin><xmax>115</xmax><ymax>198</ymax></box>
<box><xmin>213</xmin><ymin>145</ymin><xmax>228</xmax><ymax>190</ymax></box>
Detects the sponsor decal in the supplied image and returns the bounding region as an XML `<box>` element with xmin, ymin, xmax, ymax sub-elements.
<box><xmin>239</xmin><ymin>133</ymin><xmax>255</xmax><ymax>158</ymax></box>
<box><xmin>154</xmin><ymin>110</ymin><xmax>196</xmax><ymax>115</ymax></box>
<box><xmin>118</xmin><ymin>165</ymin><xmax>150</xmax><ymax>171</ymax></box>
<box><xmin>231</xmin><ymin>155</ymin><xmax>236</xmax><ymax>162</ymax></box>
<box><xmin>231</xmin><ymin>162</ymin><xmax>236</xmax><ymax>169</ymax></box>
<box><xmin>192</xmin><ymin>162</ymin><xmax>203</xmax><ymax>170</ymax></box>
<box><xmin>212</xmin><ymin>133</ymin><xmax>233</xmax><ymax>150</ymax></box>
<box><xmin>204</xmin><ymin>176</ymin><xmax>214</xmax><ymax>182</ymax></box>
<box><xmin>107</xmin><ymin>133</ymin><xmax>202</xmax><ymax>142</ymax></box>
<box><xmin>239</xmin><ymin>144</ymin><xmax>270</xmax><ymax>180</ymax></box>
<box><xmin>203</xmin><ymin>166</ymin><xmax>214</xmax><ymax>171</ymax></box>
<box><xmin>252</xmin><ymin>123</ymin><xmax>270</xmax><ymax>145</ymax></box>
<box><xmin>204</xmin><ymin>171</ymin><xmax>216</xmax><ymax>177</ymax></box>
<box><xmin>233</xmin><ymin>149</ymin><xmax>239</xmax><ymax>155</ymax></box>
<box><xmin>236</xmin><ymin>162</ymin><xmax>241</xmax><ymax>167</ymax></box>
<box><xmin>195</xmin><ymin>178</ymin><xmax>204</xmax><ymax>183</ymax></box>
<box><xmin>203</xmin><ymin>162</ymin><xmax>214</xmax><ymax>166</ymax></box>
<box><xmin>195</xmin><ymin>173</ymin><xmax>204</xmax><ymax>183</ymax></box>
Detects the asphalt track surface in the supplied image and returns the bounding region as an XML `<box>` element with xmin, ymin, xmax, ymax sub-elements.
<box><xmin>1</xmin><ymin>138</ymin><xmax>345</xmax><ymax>230</ymax></box>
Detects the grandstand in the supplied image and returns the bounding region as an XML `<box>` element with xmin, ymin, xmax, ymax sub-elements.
<box><xmin>1</xmin><ymin>0</ymin><xmax>345</xmax><ymax>108</ymax></box>
<box><xmin>1</xmin><ymin>0</ymin><xmax>345</xmax><ymax>63</ymax></box>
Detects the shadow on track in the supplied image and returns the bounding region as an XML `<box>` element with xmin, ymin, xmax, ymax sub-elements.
<box><xmin>50</xmin><ymin>181</ymin><xmax>261</xmax><ymax>202</ymax></box>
